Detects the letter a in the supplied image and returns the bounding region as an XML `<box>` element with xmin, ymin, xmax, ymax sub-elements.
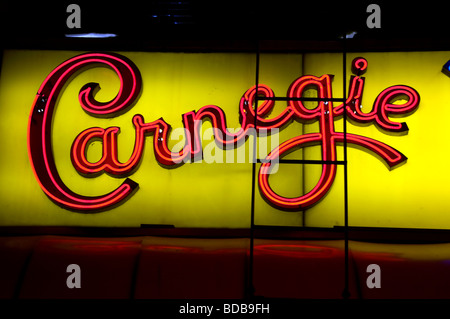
<box><xmin>66</xmin><ymin>4</ymin><xmax>81</xmax><ymax>29</ymax></box>
<box><xmin>66</xmin><ymin>264</ymin><xmax>81</xmax><ymax>288</ymax></box>
<box><xmin>366</xmin><ymin>4</ymin><xmax>381</xmax><ymax>29</ymax></box>
<box><xmin>366</xmin><ymin>264</ymin><xmax>381</xmax><ymax>288</ymax></box>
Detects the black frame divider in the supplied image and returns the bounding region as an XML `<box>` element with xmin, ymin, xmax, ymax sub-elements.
<box><xmin>247</xmin><ymin>38</ymin><xmax>351</xmax><ymax>298</ymax></box>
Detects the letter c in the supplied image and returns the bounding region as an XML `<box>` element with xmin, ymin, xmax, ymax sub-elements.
<box><xmin>28</xmin><ymin>52</ymin><xmax>141</xmax><ymax>212</ymax></box>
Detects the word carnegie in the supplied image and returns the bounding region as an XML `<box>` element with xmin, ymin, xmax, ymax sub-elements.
<box><xmin>72</xmin><ymin>121</ymin><xmax>280</xmax><ymax>170</ymax></box>
<box><xmin>28</xmin><ymin>53</ymin><xmax>420</xmax><ymax>212</ymax></box>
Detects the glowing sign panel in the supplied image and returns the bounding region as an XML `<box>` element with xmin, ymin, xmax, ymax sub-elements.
<box><xmin>27</xmin><ymin>52</ymin><xmax>419</xmax><ymax>213</ymax></box>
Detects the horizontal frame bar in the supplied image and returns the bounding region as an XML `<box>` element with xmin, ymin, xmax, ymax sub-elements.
<box><xmin>257</xmin><ymin>159</ymin><xmax>346</xmax><ymax>165</ymax></box>
<box><xmin>258</xmin><ymin>96</ymin><xmax>346</xmax><ymax>102</ymax></box>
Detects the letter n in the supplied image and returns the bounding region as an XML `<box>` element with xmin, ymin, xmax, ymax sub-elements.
<box><xmin>66</xmin><ymin>4</ymin><xmax>81</xmax><ymax>29</ymax></box>
<box><xmin>66</xmin><ymin>264</ymin><xmax>81</xmax><ymax>288</ymax></box>
<box><xmin>366</xmin><ymin>264</ymin><xmax>381</xmax><ymax>288</ymax></box>
<box><xmin>366</xmin><ymin>4</ymin><xmax>381</xmax><ymax>29</ymax></box>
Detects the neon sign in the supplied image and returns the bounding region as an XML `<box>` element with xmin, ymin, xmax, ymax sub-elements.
<box><xmin>28</xmin><ymin>52</ymin><xmax>419</xmax><ymax>212</ymax></box>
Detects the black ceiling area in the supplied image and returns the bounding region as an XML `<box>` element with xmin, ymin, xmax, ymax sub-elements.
<box><xmin>1</xmin><ymin>0</ymin><xmax>450</xmax><ymax>52</ymax></box>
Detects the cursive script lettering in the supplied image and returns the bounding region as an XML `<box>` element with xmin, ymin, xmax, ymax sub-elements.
<box><xmin>28</xmin><ymin>53</ymin><xmax>419</xmax><ymax>212</ymax></box>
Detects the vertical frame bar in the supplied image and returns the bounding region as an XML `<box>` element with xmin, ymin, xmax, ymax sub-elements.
<box><xmin>247</xmin><ymin>41</ymin><xmax>260</xmax><ymax>298</ymax></box>
<box><xmin>342</xmin><ymin>36</ymin><xmax>350</xmax><ymax>299</ymax></box>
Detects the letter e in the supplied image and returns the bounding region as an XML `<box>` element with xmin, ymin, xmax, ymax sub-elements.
<box><xmin>366</xmin><ymin>264</ymin><xmax>381</xmax><ymax>288</ymax></box>
<box><xmin>66</xmin><ymin>264</ymin><xmax>81</xmax><ymax>288</ymax></box>
<box><xmin>66</xmin><ymin>4</ymin><xmax>81</xmax><ymax>29</ymax></box>
<box><xmin>366</xmin><ymin>4</ymin><xmax>381</xmax><ymax>29</ymax></box>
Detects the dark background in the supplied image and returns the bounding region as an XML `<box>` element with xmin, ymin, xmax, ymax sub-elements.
<box><xmin>1</xmin><ymin>1</ymin><xmax>450</xmax><ymax>51</ymax></box>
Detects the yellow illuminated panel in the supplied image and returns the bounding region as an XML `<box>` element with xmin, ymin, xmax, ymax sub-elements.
<box><xmin>0</xmin><ymin>50</ymin><xmax>449</xmax><ymax>229</ymax></box>
<box><xmin>0</xmin><ymin>50</ymin><xmax>302</xmax><ymax>227</ymax></box>
<box><xmin>303</xmin><ymin>52</ymin><xmax>450</xmax><ymax>229</ymax></box>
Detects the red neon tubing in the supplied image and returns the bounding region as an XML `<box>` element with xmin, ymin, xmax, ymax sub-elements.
<box><xmin>28</xmin><ymin>52</ymin><xmax>142</xmax><ymax>212</ymax></box>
